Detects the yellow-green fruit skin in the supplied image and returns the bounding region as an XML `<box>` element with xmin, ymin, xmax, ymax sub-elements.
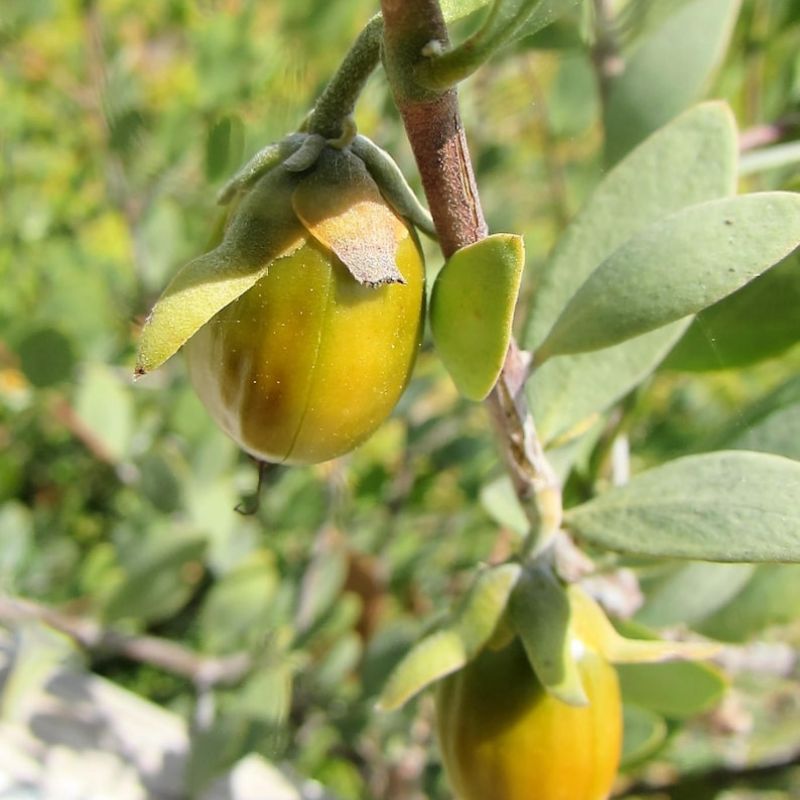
<box><xmin>184</xmin><ymin>227</ymin><xmax>424</xmax><ymax>465</ymax></box>
<box><xmin>436</xmin><ymin>639</ymin><xmax>622</xmax><ymax>800</ymax></box>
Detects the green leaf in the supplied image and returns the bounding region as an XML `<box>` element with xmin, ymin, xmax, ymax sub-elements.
<box><xmin>430</xmin><ymin>234</ymin><xmax>524</xmax><ymax>400</ymax></box>
<box><xmin>536</xmin><ymin>193</ymin><xmax>800</xmax><ymax>361</ymax></box>
<box><xmin>524</xmin><ymin>102</ymin><xmax>737</xmax><ymax>442</ymax></box>
<box><xmin>199</xmin><ymin>550</ymin><xmax>280</xmax><ymax>653</ymax></box>
<box><xmin>16</xmin><ymin>327</ymin><xmax>76</xmax><ymax>387</ymax></box>
<box><xmin>663</xmin><ymin>253</ymin><xmax>800</xmax><ymax>371</ymax></box>
<box><xmin>604</xmin><ymin>0</ymin><xmax>741</xmax><ymax>164</ymax></box>
<box><xmin>636</xmin><ymin>562</ymin><xmax>756</xmax><ymax>628</ymax></box>
<box><xmin>136</xmin><ymin>167</ymin><xmax>304</xmax><ymax>375</ymax></box>
<box><xmin>566</xmin><ymin>451</ymin><xmax>800</xmax><ymax>562</ymax></box>
<box><xmin>206</xmin><ymin>114</ymin><xmax>245</xmax><ymax>182</ymax></box>
<box><xmin>509</xmin><ymin>564</ymin><xmax>587</xmax><ymax>705</ymax></box>
<box><xmin>740</xmin><ymin>139</ymin><xmax>800</xmax><ymax>176</ymax></box>
<box><xmin>74</xmin><ymin>363</ymin><xmax>134</xmax><ymax>463</ymax></box>
<box><xmin>711</xmin><ymin>375</ymin><xmax>800</xmax><ymax>461</ymax></box>
<box><xmin>479</xmin><ymin>475</ymin><xmax>529</xmax><ymax>537</ymax></box>
<box><xmin>101</xmin><ymin>527</ymin><xmax>207</xmax><ymax>624</ymax></box>
<box><xmin>453</xmin><ymin>562</ymin><xmax>522</xmax><ymax>654</ymax></box>
<box><xmin>697</xmin><ymin>564</ymin><xmax>800</xmax><ymax>643</ymax></box>
<box><xmin>621</xmin><ymin>704</ymin><xmax>669</xmax><ymax>768</ymax></box>
<box><xmin>377</xmin><ymin>630</ymin><xmax>467</xmax><ymax>711</ymax></box>
<box><xmin>530</xmin><ymin>323</ymin><xmax>688</xmax><ymax>445</ymax></box>
<box><xmin>440</xmin><ymin>0</ymin><xmax>491</xmax><ymax>23</ymax></box>
<box><xmin>377</xmin><ymin>563</ymin><xmax>521</xmax><ymax>711</ymax></box>
<box><xmin>618</xmin><ymin>659</ymin><xmax>727</xmax><ymax>719</ymax></box>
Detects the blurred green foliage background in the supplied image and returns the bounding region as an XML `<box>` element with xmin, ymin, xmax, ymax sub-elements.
<box><xmin>1</xmin><ymin>0</ymin><xmax>800</xmax><ymax>797</ymax></box>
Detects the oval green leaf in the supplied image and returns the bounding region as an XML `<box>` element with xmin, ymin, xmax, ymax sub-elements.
<box><xmin>566</xmin><ymin>451</ymin><xmax>800</xmax><ymax>562</ymax></box>
<box><xmin>537</xmin><ymin>192</ymin><xmax>800</xmax><ymax>361</ymax></box>
<box><xmin>430</xmin><ymin>234</ymin><xmax>524</xmax><ymax>401</ymax></box>
<box><xmin>621</xmin><ymin>704</ymin><xmax>669</xmax><ymax>768</ymax></box>
<box><xmin>524</xmin><ymin>102</ymin><xmax>737</xmax><ymax>443</ymax></box>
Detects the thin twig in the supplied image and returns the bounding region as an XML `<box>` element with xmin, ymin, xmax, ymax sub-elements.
<box><xmin>0</xmin><ymin>595</ymin><xmax>252</xmax><ymax>689</ymax></box>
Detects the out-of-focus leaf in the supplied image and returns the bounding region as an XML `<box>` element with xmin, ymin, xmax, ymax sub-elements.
<box><xmin>16</xmin><ymin>327</ymin><xmax>76</xmax><ymax>388</ymax></box>
<box><xmin>479</xmin><ymin>474</ymin><xmax>528</xmax><ymax>536</ymax></box>
<box><xmin>740</xmin><ymin>140</ymin><xmax>800</xmax><ymax>176</ymax></box>
<box><xmin>199</xmin><ymin>550</ymin><xmax>280</xmax><ymax>653</ymax></box>
<box><xmin>206</xmin><ymin>114</ymin><xmax>245</xmax><ymax>181</ymax></box>
<box><xmin>617</xmin><ymin>659</ymin><xmax>727</xmax><ymax>719</ymax></box>
<box><xmin>524</xmin><ymin>102</ymin><xmax>737</xmax><ymax>442</ymax></box>
<box><xmin>621</xmin><ymin>704</ymin><xmax>669</xmax><ymax>768</ymax></box>
<box><xmin>74</xmin><ymin>363</ymin><xmax>135</xmax><ymax>462</ymax></box>
<box><xmin>604</xmin><ymin>0</ymin><xmax>741</xmax><ymax>164</ymax></box>
<box><xmin>0</xmin><ymin>501</ymin><xmax>33</xmax><ymax>584</ymax></box>
<box><xmin>636</xmin><ymin>562</ymin><xmax>755</xmax><ymax>628</ymax></box>
<box><xmin>101</xmin><ymin>527</ymin><xmax>206</xmax><ymax>624</ymax></box>
<box><xmin>664</xmin><ymin>254</ymin><xmax>800</xmax><ymax>371</ymax></box>
<box><xmin>698</xmin><ymin>564</ymin><xmax>800</xmax><ymax>642</ymax></box>
<box><xmin>536</xmin><ymin>193</ymin><xmax>800</xmax><ymax>360</ymax></box>
<box><xmin>566</xmin><ymin>451</ymin><xmax>800</xmax><ymax>562</ymax></box>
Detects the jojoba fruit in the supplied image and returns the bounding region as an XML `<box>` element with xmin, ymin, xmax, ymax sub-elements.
<box><xmin>436</xmin><ymin>637</ymin><xmax>622</xmax><ymax>800</ymax></box>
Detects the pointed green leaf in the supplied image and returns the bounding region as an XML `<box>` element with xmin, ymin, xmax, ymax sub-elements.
<box><xmin>376</xmin><ymin>630</ymin><xmax>467</xmax><ymax>711</ymax></box>
<box><xmin>377</xmin><ymin>564</ymin><xmax>521</xmax><ymax>711</ymax></box>
<box><xmin>430</xmin><ymin>234</ymin><xmax>524</xmax><ymax>400</ymax></box>
<box><xmin>509</xmin><ymin>565</ymin><xmax>587</xmax><ymax>706</ymax></box>
<box><xmin>664</xmin><ymin>253</ymin><xmax>800</xmax><ymax>371</ymax></box>
<box><xmin>636</xmin><ymin>562</ymin><xmax>756</xmax><ymax>628</ymax></box>
<box><xmin>566</xmin><ymin>451</ymin><xmax>800</xmax><ymax>562</ymax></box>
<box><xmin>537</xmin><ymin>193</ymin><xmax>800</xmax><ymax>361</ymax></box>
<box><xmin>617</xmin><ymin>660</ymin><xmax>727</xmax><ymax>719</ymax></box>
<box><xmin>604</xmin><ymin>0</ymin><xmax>741</xmax><ymax>164</ymax></box>
<box><xmin>453</xmin><ymin>562</ymin><xmax>523</xmax><ymax>653</ymax></box>
<box><xmin>526</xmin><ymin>102</ymin><xmax>737</xmax><ymax>349</ymax></box>
<box><xmin>524</xmin><ymin>102</ymin><xmax>737</xmax><ymax>443</ymax></box>
<box><xmin>136</xmin><ymin>168</ymin><xmax>304</xmax><ymax>375</ymax></box>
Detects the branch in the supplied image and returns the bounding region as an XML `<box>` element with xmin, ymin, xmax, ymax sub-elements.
<box><xmin>380</xmin><ymin>0</ymin><xmax>561</xmax><ymax>554</ymax></box>
<box><xmin>0</xmin><ymin>595</ymin><xmax>252</xmax><ymax>689</ymax></box>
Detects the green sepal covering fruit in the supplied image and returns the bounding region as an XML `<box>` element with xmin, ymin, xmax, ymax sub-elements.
<box><xmin>136</xmin><ymin>138</ymin><xmax>426</xmax><ymax>465</ymax></box>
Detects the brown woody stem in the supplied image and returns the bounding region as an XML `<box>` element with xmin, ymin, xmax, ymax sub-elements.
<box><xmin>380</xmin><ymin>0</ymin><xmax>562</xmax><ymax>556</ymax></box>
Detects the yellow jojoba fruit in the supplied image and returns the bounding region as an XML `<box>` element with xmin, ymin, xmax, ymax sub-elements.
<box><xmin>184</xmin><ymin>149</ymin><xmax>425</xmax><ymax>465</ymax></box>
<box><xmin>435</xmin><ymin>637</ymin><xmax>622</xmax><ymax>800</ymax></box>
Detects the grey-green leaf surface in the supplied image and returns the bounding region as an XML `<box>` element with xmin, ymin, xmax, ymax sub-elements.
<box><xmin>524</xmin><ymin>102</ymin><xmax>737</xmax><ymax>443</ymax></box>
<box><xmin>566</xmin><ymin>451</ymin><xmax>800</xmax><ymax>562</ymax></box>
<box><xmin>663</xmin><ymin>253</ymin><xmax>800</xmax><ymax>371</ymax></box>
<box><xmin>604</xmin><ymin>0</ymin><xmax>741</xmax><ymax>164</ymax></box>
<box><xmin>697</xmin><ymin>564</ymin><xmax>800</xmax><ymax>642</ymax></box>
<box><xmin>710</xmin><ymin>375</ymin><xmax>800</xmax><ymax>461</ymax></box>
<box><xmin>509</xmin><ymin>564</ymin><xmax>587</xmax><ymax>705</ymax></box>
<box><xmin>536</xmin><ymin>193</ymin><xmax>800</xmax><ymax>360</ymax></box>
<box><xmin>617</xmin><ymin>659</ymin><xmax>727</xmax><ymax>719</ymax></box>
<box><xmin>530</xmin><ymin>322</ymin><xmax>688</xmax><ymax>445</ymax></box>
<box><xmin>636</xmin><ymin>562</ymin><xmax>756</xmax><ymax>628</ymax></box>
